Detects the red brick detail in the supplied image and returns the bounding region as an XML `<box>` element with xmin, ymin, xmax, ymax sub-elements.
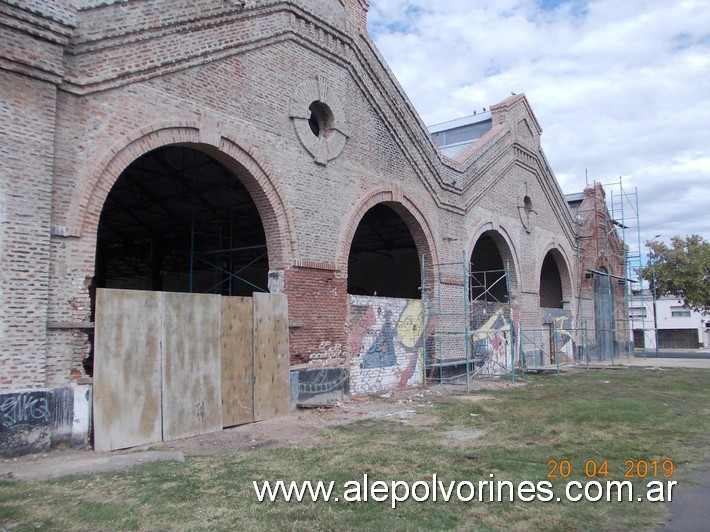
<box><xmin>284</xmin><ymin>266</ymin><xmax>348</xmax><ymax>364</ymax></box>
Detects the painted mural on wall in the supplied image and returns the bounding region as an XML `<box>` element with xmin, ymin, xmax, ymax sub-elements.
<box><xmin>347</xmin><ymin>295</ymin><xmax>432</xmax><ymax>395</ymax></box>
<box><xmin>468</xmin><ymin>306</ymin><xmax>517</xmax><ymax>375</ymax></box>
<box><xmin>544</xmin><ymin>310</ymin><xmax>575</xmax><ymax>363</ymax></box>
<box><xmin>518</xmin><ymin>310</ymin><xmax>575</xmax><ymax>368</ymax></box>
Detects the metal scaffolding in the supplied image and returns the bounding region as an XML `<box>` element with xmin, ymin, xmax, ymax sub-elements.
<box><xmin>607</xmin><ymin>178</ymin><xmax>648</xmax><ymax>356</ymax></box>
<box><xmin>423</xmin><ymin>254</ymin><xmax>516</xmax><ymax>391</ymax></box>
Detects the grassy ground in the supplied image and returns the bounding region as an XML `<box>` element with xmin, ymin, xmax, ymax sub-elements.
<box><xmin>1</xmin><ymin>366</ymin><xmax>709</xmax><ymax>531</ymax></box>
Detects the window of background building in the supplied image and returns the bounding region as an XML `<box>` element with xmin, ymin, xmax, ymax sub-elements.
<box><xmin>671</xmin><ymin>306</ymin><xmax>691</xmax><ymax>317</ymax></box>
<box><xmin>630</xmin><ymin>307</ymin><xmax>647</xmax><ymax>318</ymax></box>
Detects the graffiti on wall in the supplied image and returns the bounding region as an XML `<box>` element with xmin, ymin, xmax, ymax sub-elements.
<box><xmin>1</xmin><ymin>392</ymin><xmax>50</xmax><ymax>430</ymax></box>
<box><xmin>363</xmin><ymin>309</ymin><xmax>397</xmax><ymax>369</ymax></box>
<box><xmin>348</xmin><ymin>295</ymin><xmax>433</xmax><ymax>395</ymax></box>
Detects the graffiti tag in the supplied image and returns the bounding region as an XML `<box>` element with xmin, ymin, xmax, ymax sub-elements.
<box><xmin>1</xmin><ymin>393</ymin><xmax>50</xmax><ymax>429</ymax></box>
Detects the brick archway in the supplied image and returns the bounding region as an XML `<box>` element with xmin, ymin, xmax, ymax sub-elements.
<box><xmin>537</xmin><ymin>243</ymin><xmax>575</xmax><ymax>309</ymax></box>
<box><xmin>75</xmin><ymin>124</ymin><xmax>293</xmax><ymax>273</ymax></box>
<box><xmin>467</xmin><ymin>224</ymin><xmax>521</xmax><ymax>301</ymax></box>
<box><xmin>336</xmin><ymin>188</ymin><xmax>439</xmax><ymax>288</ymax></box>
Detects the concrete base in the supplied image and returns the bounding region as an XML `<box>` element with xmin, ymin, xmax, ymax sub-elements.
<box><xmin>290</xmin><ymin>367</ymin><xmax>349</xmax><ymax>407</ymax></box>
<box><xmin>0</xmin><ymin>385</ymin><xmax>91</xmax><ymax>457</ymax></box>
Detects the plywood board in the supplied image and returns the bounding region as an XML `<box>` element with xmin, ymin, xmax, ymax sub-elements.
<box><xmin>253</xmin><ymin>292</ymin><xmax>290</xmax><ymax>421</ymax></box>
<box><xmin>221</xmin><ymin>296</ymin><xmax>254</xmax><ymax>427</ymax></box>
<box><xmin>93</xmin><ymin>289</ymin><xmax>162</xmax><ymax>451</ymax></box>
<box><xmin>161</xmin><ymin>292</ymin><xmax>223</xmax><ymax>442</ymax></box>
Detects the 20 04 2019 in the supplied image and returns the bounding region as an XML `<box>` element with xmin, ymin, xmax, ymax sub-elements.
<box><xmin>547</xmin><ymin>459</ymin><xmax>674</xmax><ymax>479</ymax></box>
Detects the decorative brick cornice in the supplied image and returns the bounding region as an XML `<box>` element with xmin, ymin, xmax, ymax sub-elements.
<box><xmin>0</xmin><ymin>1</ymin><xmax>76</xmax><ymax>81</ymax></box>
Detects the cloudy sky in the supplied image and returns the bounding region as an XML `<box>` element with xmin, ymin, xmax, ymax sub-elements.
<box><xmin>367</xmin><ymin>0</ymin><xmax>710</xmax><ymax>256</ymax></box>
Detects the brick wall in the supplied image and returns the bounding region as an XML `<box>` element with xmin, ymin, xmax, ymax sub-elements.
<box><xmin>1</xmin><ymin>0</ymin><xmax>581</xmax><ymax>394</ymax></box>
<box><xmin>0</xmin><ymin>71</ymin><xmax>56</xmax><ymax>389</ymax></box>
<box><xmin>284</xmin><ymin>265</ymin><xmax>348</xmax><ymax>364</ymax></box>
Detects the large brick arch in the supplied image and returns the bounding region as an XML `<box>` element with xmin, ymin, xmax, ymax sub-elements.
<box><xmin>336</xmin><ymin>187</ymin><xmax>440</xmax><ymax>284</ymax></box>
<box><xmin>72</xmin><ymin>121</ymin><xmax>294</xmax><ymax>271</ymax></box>
<box><xmin>466</xmin><ymin>223</ymin><xmax>521</xmax><ymax>299</ymax></box>
<box><xmin>537</xmin><ymin>242</ymin><xmax>575</xmax><ymax>306</ymax></box>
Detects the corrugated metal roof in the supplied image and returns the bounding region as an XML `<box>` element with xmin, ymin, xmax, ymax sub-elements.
<box><xmin>440</xmin><ymin>142</ymin><xmax>477</xmax><ymax>159</ymax></box>
<box><xmin>428</xmin><ymin>112</ymin><xmax>492</xmax><ymax>133</ymax></box>
<box><xmin>565</xmin><ymin>192</ymin><xmax>585</xmax><ymax>202</ymax></box>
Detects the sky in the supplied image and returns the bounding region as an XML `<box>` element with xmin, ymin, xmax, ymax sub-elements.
<box><xmin>366</xmin><ymin>0</ymin><xmax>710</xmax><ymax>256</ymax></box>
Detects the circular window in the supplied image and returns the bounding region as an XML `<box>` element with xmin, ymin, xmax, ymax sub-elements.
<box><xmin>289</xmin><ymin>76</ymin><xmax>350</xmax><ymax>165</ymax></box>
<box><xmin>308</xmin><ymin>101</ymin><xmax>334</xmax><ymax>138</ymax></box>
<box><xmin>518</xmin><ymin>183</ymin><xmax>537</xmax><ymax>233</ymax></box>
<box><xmin>524</xmin><ymin>195</ymin><xmax>533</xmax><ymax>216</ymax></box>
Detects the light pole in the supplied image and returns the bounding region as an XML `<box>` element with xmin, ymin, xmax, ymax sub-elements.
<box><xmin>650</xmin><ymin>235</ymin><xmax>661</xmax><ymax>358</ymax></box>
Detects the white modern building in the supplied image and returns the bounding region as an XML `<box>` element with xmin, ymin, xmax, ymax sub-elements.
<box><xmin>630</xmin><ymin>289</ymin><xmax>710</xmax><ymax>350</ymax></box>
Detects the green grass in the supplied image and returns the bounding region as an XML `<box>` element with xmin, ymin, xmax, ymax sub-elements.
<box><xmin>1</xmin><ymin>367</ymin><xmax>709</xmax><ymax>531</ymax></box>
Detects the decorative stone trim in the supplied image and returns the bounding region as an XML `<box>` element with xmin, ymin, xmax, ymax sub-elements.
<box><xmin>289</xmin><ymin>75</ymin><xmax>350</xmax><ymax>165</ymax></box>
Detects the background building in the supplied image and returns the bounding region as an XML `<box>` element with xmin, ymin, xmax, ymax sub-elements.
<box><xmin>630</xmin><ymin>291</ymin><xmax>710</xmax><ymax>350</ymax></box>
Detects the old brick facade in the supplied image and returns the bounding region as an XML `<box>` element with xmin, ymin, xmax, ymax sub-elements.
<box><xmin>2</xmin><ymin>0</ymin><xmax>583</xmax><ymax>449</ymax></box>
<box><xmin>569</xmin><ymin>183</ymin><xmax>630</xmax><ymax>357</ymax></box>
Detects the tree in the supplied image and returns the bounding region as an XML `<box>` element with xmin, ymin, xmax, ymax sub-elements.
<box><xmin>640</xmin><ymin>235</ymin><xmax>710</xmax><ymax>313</ymax></box>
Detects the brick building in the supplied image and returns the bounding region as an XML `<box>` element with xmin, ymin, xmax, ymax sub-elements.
<box><xmin>567</xmin><ymin>183</ymin><xmax>631</xmax><ymax>359</ymax></box>
<box><xmin>1</xmin><ymin>0</ymin><xmax>582</xmax><ymax>452</ymax></box>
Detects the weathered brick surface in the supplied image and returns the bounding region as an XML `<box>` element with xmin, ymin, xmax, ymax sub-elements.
<box><xmin>285</xmin><ymin>266</ymin><xmax>348</xmax><ymax>364</ymax></box>
<box><xmin>0</xmin><ymin>69</ymin><xmax>56</xmax><ymax>389</ymax></box>
<box><xmin>575</xmin><ymin>183</ymin><xmax>629</xmax><ymax>345</ymax></box>
<box><xmin>1</xmin><ymin>0</ymin><xmax>581</xmax><ymax>394</ymax></box>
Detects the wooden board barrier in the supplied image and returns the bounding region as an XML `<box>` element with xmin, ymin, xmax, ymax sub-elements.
<box><xmin>221</xmin><ymin>296</ymin><xmax>254</xmax><ymax>426</ymax></box>
<box><xmin>94</xmin><ymin>290</ymin><xmax>163</xmax><ymax>452</ymax></box>
<box><xmin>94</xmin><ymin>289</ymin><xmax>289</xmax><ymax>450</ymax></box>
<box><xmin>253</xmin><ymin>292</ymin><xmax>290</xmax><ymax>421</ymax></box>
<box><xmin>161</xmin><ymin>292</ymin><xmax>222</xmax><ymax>441</ymax></box>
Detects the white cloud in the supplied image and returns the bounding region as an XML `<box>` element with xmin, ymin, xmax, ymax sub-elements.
<box><xmin>367</xmin><ymin>0</ymin><xmax>710</xmax><ymax>244</ymax></box>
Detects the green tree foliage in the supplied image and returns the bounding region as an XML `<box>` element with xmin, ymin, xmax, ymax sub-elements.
<box><xmin>640</xmin><ymin>235</ymin><xmax>710</xmax><ymax>313</ymax></box>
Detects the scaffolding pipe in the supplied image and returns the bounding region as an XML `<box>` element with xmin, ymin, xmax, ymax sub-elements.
<box><xmin>554</xmin><ymin>321</ymin><xmax>560</xmax><ymax>375</ymax></box>
<box><xmin>505</xmin><ymin>259</ymin><xmax>514</xmax><ymax>382</ymax></box>
<box><xmin>421</xmin><ymin>253</ymin><xmax>427</xmax><ymax>387</ymax></box>
<box><xmin>464</xmin><ymin>251</ymin><xmax>471</xmax><ymax>393</ymax></box>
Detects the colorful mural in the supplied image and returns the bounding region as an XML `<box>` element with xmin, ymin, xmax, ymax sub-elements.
<box><xmin>347</xmin><ymin>295</ymin><xmax>432</xmax><ymax>395</ymax></box>
<box><xmin>544</xmin><ymin>311</ymin><xmax>575</xmax><ymax>363</ymax></box>
<box><xmin>518</xmin><ymin>310</ymin><xmax>576</xmax><ymax>368</ymax></box>
<box><xmin>468</xmin><ymin>307</ymin><xmax>515</xmax><ymax>375</ymax></box>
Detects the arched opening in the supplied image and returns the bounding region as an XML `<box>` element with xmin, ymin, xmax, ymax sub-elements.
<box><xmin>94</xmin><ymin>146</ymin><xmax>268</xmax><ymax>296</ymax></box>
<box><xmin>347</xmin><ymin>204</ymin><xmax>421</xmax><ymax>298</ymax></box>
<box><xmin>539</xmin><ymin>252</ymin><xmax>563</xmax><ymax>309</ymax></box>
<box><xmin>470</xmin><ymin>232</ymin><xmax>510</xmax><ymax>303</ymax></box>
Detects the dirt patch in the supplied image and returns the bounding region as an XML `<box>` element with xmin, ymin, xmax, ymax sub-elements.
<box><xmin>442</xmin><ymin>428</ymin><xmax>486</xmax><ymax>445</ymax></box>
<box><xmin>452</xmin><ymin>395</ymin><xmax>495</xmax><ymax>403</ymax></box>
<box><xmin>0</xmin><ymin>382</ymin><xmax>514</xmax><ymax>481</ymax></box>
